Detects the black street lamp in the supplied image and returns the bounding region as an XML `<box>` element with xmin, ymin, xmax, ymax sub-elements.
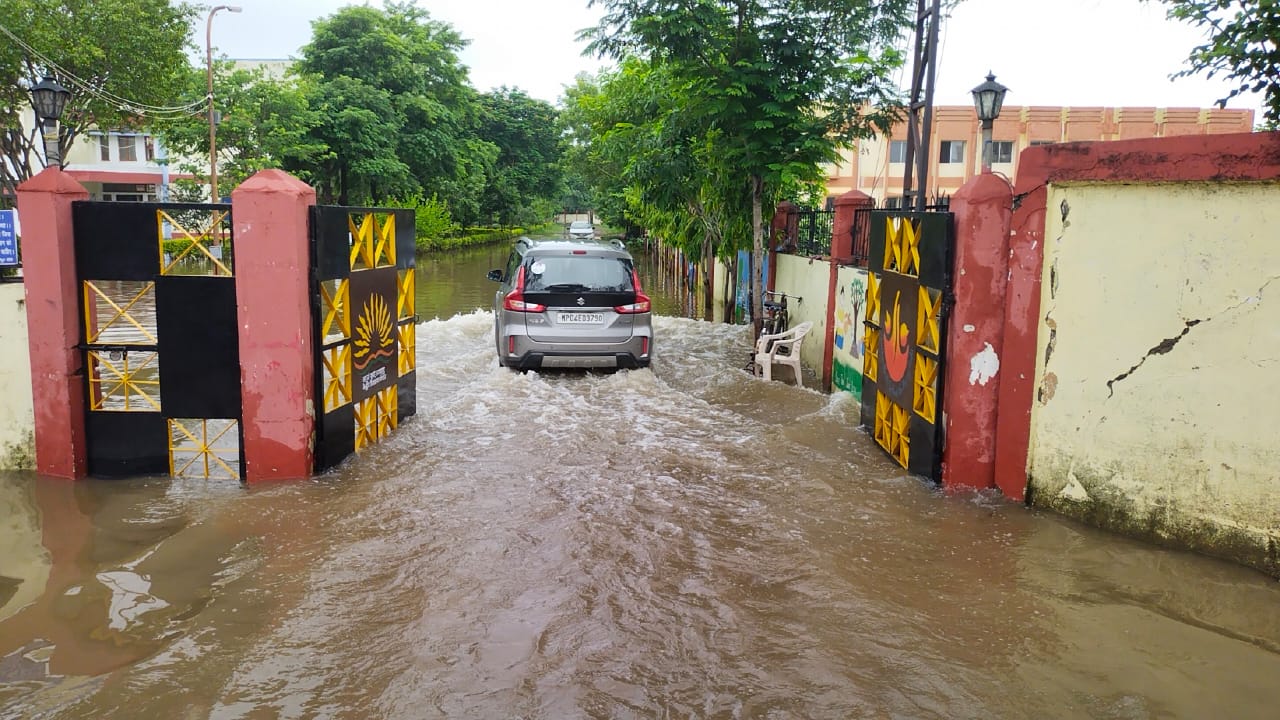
<box><xmin>30</xmin><ymin>76</ymin><xmax>71</xmax><ymax>168</ymax></box>
<box><xmin>971</xmin><ymin>72</ymin><xmax>1009</xmax><ymax>172</ymax></box>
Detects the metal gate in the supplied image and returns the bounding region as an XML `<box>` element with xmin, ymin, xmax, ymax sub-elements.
<box><xmin>859</xmin><ymin>210</ymin><xmax>953</xmax><ymax>481</ymax></box>
<box><xmin>73</xmin><ymin>202</ymin><xmax>243</xmax><ymax>479</ymax></box>
<box><xmin>311</xmin><ymin>206</ymin><xmax>417</xmax><ymax>470</ymax></box>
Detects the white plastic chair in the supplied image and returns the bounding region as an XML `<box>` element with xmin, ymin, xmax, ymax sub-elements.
<box><xmin>754</xmin><ymin>321</ymin><xmax>813</xmax><ymax>384</ymax></box>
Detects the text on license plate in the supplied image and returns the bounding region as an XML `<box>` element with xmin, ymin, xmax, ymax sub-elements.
<box><xmin>558</xmin><ymin>312</ymin><xmax>604</xmax><ymax>324</ymax></box>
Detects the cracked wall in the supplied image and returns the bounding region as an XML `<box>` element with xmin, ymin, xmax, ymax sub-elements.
<box><xmin>0</xmin><ymin>284</ymin><xmax>34</xmax><ymax>470</ymax></box>
<box><xmin>1027</xmin><ymin>182</ymin><xmax>1280</xmax><ymax>576</ymax></box>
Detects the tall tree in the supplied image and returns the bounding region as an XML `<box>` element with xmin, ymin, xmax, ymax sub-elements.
<box><xmin>0</xmin><ymin>0</ymin><xmax>196</xmax><ymax>203</ymax></box>
<box><xmin>1152</xmin><ymin>0</ymin><xmax>1279</xmax><ymax>126</ymax></box>
<box><xmin>587</xmin><ymin>0</ymin><xmax>911</xmax><ymax>333</ymax></box>
<box><xmin>297</xmin><ymin>2</ymin><xmax>490</xmax><ymax>210</ymax></box>
<box><xmin>477</xmin><ymin>88</ymin><xmax>563</xmax><ymax>226</ymax></box>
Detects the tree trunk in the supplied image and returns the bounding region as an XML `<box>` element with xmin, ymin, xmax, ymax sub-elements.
<box><xmin>750</xmin><ymin>175</ymin><xmax>764</xmax><ymax>338</ymax></box>
<box><xmin>702</xmin><ymin>232</ymin><xmax>714</xmax><ymax>321</ymax></box>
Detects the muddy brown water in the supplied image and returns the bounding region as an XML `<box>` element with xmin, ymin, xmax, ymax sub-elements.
<box><xmin>1</xmin><ymin>239</ymin><xmax>1277</xmax><ymax>719</ymax></box>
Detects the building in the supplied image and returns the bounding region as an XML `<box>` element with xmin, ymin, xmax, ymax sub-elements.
<box><xmin>63</xmin><ymin>127</ymin><xmax>187</xmax><ymax>202</ymax></box>
<box><xmin>826</xmin><ymin>105</ymin><xmax>1256</xmax><ymax>203</ymax></box>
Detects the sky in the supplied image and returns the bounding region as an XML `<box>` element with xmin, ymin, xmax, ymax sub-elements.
<box><xmin>209</xmin><ymin>0</ymin><xmax>1264</xmax><ymax>121</ymax></box>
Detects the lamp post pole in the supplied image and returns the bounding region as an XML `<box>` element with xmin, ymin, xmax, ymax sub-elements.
<box><xmin>970</xmin><ymin>72</ymin><xmax>1009</xmax><ymax>174</ymax></box>
<box><xmin>206</xmin><ymin>5</ymin><xmax>242</xmax><ymax>202</ymax></box>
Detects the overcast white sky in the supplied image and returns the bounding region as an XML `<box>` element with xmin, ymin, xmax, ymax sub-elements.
<box><xmin>210</xmin><ymin>0</ymin><xmax>1264</xmax><ymax>121</ymax></box>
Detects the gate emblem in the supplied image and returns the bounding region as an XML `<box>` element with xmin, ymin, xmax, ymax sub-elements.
<box><xmin>354</xmin><ymin>294</ymin><xmax>395</xmax><ymax>370</ymax></box>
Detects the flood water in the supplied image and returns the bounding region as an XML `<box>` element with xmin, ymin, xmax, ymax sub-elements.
<box><xmin>2</xmin><ymin>237</ymin><xmax>1278</xmax><ymax>719</ymax></box>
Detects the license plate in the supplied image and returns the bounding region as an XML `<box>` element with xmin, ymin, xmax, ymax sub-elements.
<box><xmin>558</xmin><ymin>312</ymin><xmax>604</xmax><ymax>324</ymax></box>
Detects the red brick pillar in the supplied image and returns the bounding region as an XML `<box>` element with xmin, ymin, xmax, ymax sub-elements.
<box><xmin>831</xmin><ymin>189</ymin><xmax>873</xmax><ymax>263</ymax></box>
<box><xmin>232</xmin><ymin>170</ymin><xmax>317</xmax><ymax>481</ymax></box>
<box><xmin>16</xmin><ymin>169</ymin><xmax>90</xmax><ymax>479</ymax></box>
<box><xmin>940</xmin><ymin>174</ymin><xmax>1014</xmax><ymax>491</ymax></box>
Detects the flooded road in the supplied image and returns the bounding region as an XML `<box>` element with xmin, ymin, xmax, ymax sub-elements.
<box><xmin>2</xmin><ymin>239</ymin><xmax>1279</xmax><ymax>718</ymax></box>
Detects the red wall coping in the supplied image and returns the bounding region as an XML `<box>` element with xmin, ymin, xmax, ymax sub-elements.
<box><xmin>993</xmin><ymin>131</ymin><xmax>1280</xmax><ymax>500</ymax></box>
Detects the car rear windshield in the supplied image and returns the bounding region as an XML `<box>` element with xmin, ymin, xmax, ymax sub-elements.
<box><xmin>524</xmin><ymin>256</ymin><xmax>634</xmax><ymax>292</ymax></box>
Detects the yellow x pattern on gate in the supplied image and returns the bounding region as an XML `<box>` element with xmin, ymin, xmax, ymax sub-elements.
<box><xmin>349</xmin><ymin>213</ymin><xmax>396</xmax><ymax>270</ymax></box>
<box><xmin>917</xmin><ymin>286</ymin><xmax>942</xmax><ymax>354</ymax></box>
<box><xmin>83</xmin><ymin>281</ymin><xmax>158</xmax><ymax>345</ymax></box>
<box><xmin>397</xmin><ymin>323</ymin><xmax>415</xmax><ymax>375</ymax></box>
<box><xmin>913</xmin><ymin>353</ymin><xmax>939</xmax><ymax>424</ymax></box>
<box><xmin>168</xmin><ymin>418</ymin><xmax>240</xmax><ymax>480</ymax></box>
<box><xmin>87</xmin><ymin>350</ymin><xmax>161</xmax><ymax>411</ymax></box>
<box><xmin>354</xmin><ymin>386</ymin><xmax>397</xmax><ymax>451</ymax></box>
<box><xmin>398</xmin><ymin>269</ymin><xmax>415</xmax><ymax>320</ymax></box>
<box><xmin>321</xmin><ymin>279</ymin><xmax>350</xmax><ymax>342</ymax></box>
<box><xmin>157</xmin><ymin>209</ymin><xmax>233</xmax><ymax>276</ymax></box>
<box><xmin>323</xmin><ymin>345</ymin><xmax>352</xmax><ymax>412</ymax></box>
<box><xmin>884</xmin><ymin>217</ymin><xmax>921</xmax><ymax>277</ymax></box>
<box><xmin>873</xmin><ymin>390</ymin><xmax>911</xmax><ymax>468</ymax></box>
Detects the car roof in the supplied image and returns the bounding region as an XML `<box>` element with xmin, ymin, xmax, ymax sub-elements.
<box><xmin>516</xmin><ymin>236</ymin><xmax>630</xmax><ymax>258</ymax></box>
<box><xmin>569</xmin><ymin>220</ymin><xmax>593</xmax><ymax>227</ymax></box>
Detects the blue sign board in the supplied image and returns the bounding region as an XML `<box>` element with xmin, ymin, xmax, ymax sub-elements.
<box><xmin>0</xmin><ymin>209</ymin><xmax>16</xmax><ymax>266</ymax></box>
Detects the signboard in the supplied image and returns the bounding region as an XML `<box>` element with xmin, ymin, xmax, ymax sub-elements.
<box><xmin>348</xmin><ymin>265</ymin><xmax>399</xmax><ymax>402</ymax></box>
<box><xmin>0</xmin><ymin>209</ymin><xmax>17</xmax><ymax>266</ymax></box>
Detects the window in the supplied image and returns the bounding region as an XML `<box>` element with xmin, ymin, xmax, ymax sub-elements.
<box><xmin>991</xmin><ymin>141</ymin><xmax>1014</xmax><ymax>164</ymax></box>
<box><xmin>939</xmin><ymin>141</ymin><xmax>965</xmax><ymax>164</ymax></box>
<box><xmin>117</xmin><ymin>135</ymin><xmax>137</xmax><ymax>162</ymax></box>
<box><xmin>98</xmin><ymin>135</ymin><xmax>110</xmax><ymax>161</ymax></box>
<box><xmin>1029</xmin><ymin>140</ymin><xmax>1056</xmax><ymax>147</ymax></box>
<box><xmin>144</xmin><ymin>136</ymin><xmax>155</xmax><ymax>162</ymax></box>
<box><xmin>889</xmin><ymin>140</ymin><xmax>907</xmax><ymax>164</ymax></box>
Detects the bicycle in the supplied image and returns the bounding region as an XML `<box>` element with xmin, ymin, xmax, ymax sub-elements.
<box><xmin>744</xmin><ymin>291</ymin><xmax>799</xmax><ymax>372</ymax></box>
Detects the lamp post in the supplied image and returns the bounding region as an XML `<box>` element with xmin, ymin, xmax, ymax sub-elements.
<box><xmin>30</xmin><ymin>76</ymin><xmax>71</xmax><ymax>168</ymax></box>
<box><xmin>206</xmin><ymin>4</ymin><xmax>242</xmax><ymax>201</ymax></box>
<box><xmin>970</xmin><ymin>72</ymin><xmax>1009</xmax><ymax>172</ymax></box>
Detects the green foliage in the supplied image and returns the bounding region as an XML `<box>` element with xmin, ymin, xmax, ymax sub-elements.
<box><xmin>584</xmin><ymin>0</ymin><xmax>913</xmax><ymax>326</ymax></box>
<box><xmin>387</xmin><ymin>193</ymin><xmax>459</xmax><ymax>251</ymax></box>
<box><xmin>1153</xmin><ymin>0</ymin><xmax>1280</xmax><ymax>125</ymax></box>
<box><xmin>0</xmin><ymin>0</ymin><xmax>197</xmax><ymax>202</ymax></box>
<box><xmin>477</xmin><ymin>88</ymin><xmax>564</xmax><ymax>226</ymax></box>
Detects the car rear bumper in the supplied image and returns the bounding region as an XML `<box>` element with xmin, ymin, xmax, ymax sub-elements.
<box><xmin>512</xmin><ymin>352</ymin><xmax>649</xmax><ymax>370</ymax></box>
<box><xmin>503</xmin><ymin>332</ymin><xmax>651</xmax><ymax>371</ymax></box>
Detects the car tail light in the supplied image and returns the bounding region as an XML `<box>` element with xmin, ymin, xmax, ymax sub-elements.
<box><xmin>641</xmin><ymin>337</ymin><xmax>649</xmax><ymax>356</ymax></box>
<box><xmin>614</xmin><ymin>268</ymin><xmax>651</xmax><ymax>314</ymax></box>
<box><xmin>503</xmin><ymin>266</ymin><xmax>545</xmax><ymax>312</ymax></box>
<box><xmin>508</xmin><ymin>336</ymin><xmax>516</xmax><ymax>355</ymax></box>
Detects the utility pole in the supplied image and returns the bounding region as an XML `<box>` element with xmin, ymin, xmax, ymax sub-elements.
<box><xmin>901</xmin><ymin>0</ymin><xmax>943</xmax><ymax>212</ymax></box>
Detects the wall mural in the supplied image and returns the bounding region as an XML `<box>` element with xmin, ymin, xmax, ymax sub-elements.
<box><xmin>832</xmin><ymin>270</ymin><xmax>868</xmax><ymax>399</ymax></box>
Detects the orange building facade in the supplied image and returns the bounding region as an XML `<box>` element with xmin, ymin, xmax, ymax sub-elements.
<box><xmin>826</xmin><ymin>105</ymin><xmax>1256</xmax><ymax>202</ymax></box>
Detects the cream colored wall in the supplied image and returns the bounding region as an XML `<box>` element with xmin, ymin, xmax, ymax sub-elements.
<box><xmin>1028</xmin><ymin>182</ymin><xmax>1280</xmax><ymax>573</ymax></box>
<box><xmin>772</xmin><ymin>253</ymin><xmax>831</xmax><ymax>374</ymax></box>
<box><xmin>0</xmin><ymin>284</ymin><xmax>34</xmax><ymax>469</ymax></box>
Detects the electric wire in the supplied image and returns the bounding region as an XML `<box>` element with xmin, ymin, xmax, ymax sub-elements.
<box><xmin>0</xmin><ymin>22</ymin><xmax>206</xmax><ymax>119</ymax></box>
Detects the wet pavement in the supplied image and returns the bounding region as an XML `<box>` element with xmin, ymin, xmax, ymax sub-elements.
<box><xmin>0</xmin><ymin>240</ymin><xmax>1277</xmax><ymax>719</ymax></box>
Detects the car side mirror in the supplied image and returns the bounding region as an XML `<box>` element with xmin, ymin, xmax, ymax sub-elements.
<box><xmin>486</xmin><ymin>269</ymin><xmax>503</xmax><ymax>282</ymax></box>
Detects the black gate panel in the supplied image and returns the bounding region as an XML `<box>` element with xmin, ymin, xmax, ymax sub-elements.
<box><xmin>87</xmin><ymin>412</ymin><xmax>169</xmax><ymax>477</ymax></box>
<box><xmin>316</xmin><ymin>404</ymin><xmax>355</xmax><ymax>472</ymax></box>
<box><xmin>73</xmin><ymin>202</ymin><xmax>162</xmax><ymax>280</ymax></box>
<box><xmin>860</xmin><ymin>211</ymin><xmax>953</xmax><ymax>482</ymax></box>
<box><xmin>311</xmin><ymin>206</ymin><xmax>416</xmax><ymax>470</ymax></box>
<box><xmin>75</xmin><ymin>201</ymin><xmax>244</xmax><ymax>481</ymax></box>
<box><xmin>155</xmin><ymin>275</ymin><xmax>241</xmax><ymax>418</ymax></box>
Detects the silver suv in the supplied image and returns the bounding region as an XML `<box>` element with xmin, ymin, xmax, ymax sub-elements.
<box><xmin>487</xmin><ymin>237</ymin><xmax>653</xmax><ymax>370</ymax></box>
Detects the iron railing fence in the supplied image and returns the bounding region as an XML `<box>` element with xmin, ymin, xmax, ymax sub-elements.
<box><xmin>795</xmin><ymin>208</ymin><xmax>835</xmax><ymax>256</ymax></box>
